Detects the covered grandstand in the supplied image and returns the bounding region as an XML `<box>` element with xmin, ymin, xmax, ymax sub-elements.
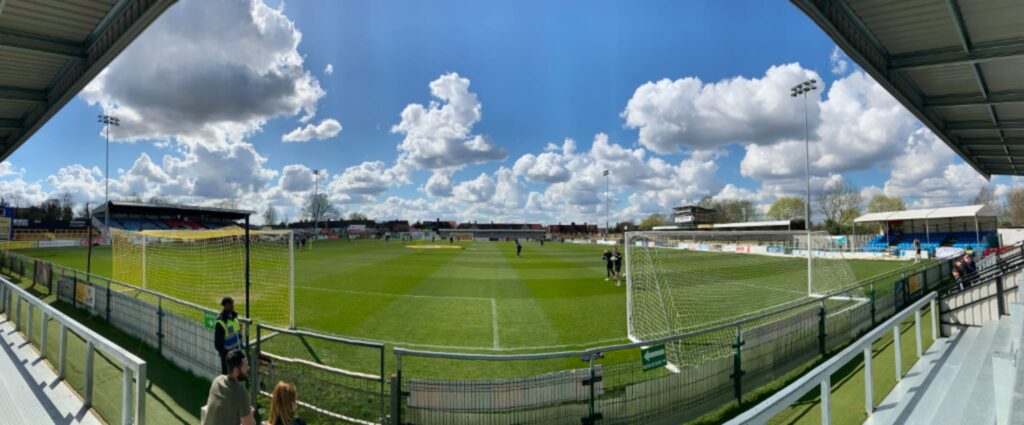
<box><xmin>92</xmin><ymin>200</ymin><xmax>252</xmax><ymax>231</ymax></box>
<box><xmin>853</xmin><ymin>204</ymin><xmax>998</xmax><ymax>255</ymax></box>
<box><xmin>439</xmin><ymin>222</ymin><xmax>546</xmax><ymax>240</ymax></box>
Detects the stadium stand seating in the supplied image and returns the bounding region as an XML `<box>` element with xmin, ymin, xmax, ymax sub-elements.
<box><xmin>860</xmin><ymin>231</ymin><xmax>991</xmax><ymax>254</ymax></box>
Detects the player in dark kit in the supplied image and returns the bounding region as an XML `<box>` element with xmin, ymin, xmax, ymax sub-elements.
<box><xmin>613</xmin><ymin>248</ymin><xmax>623</xmax><ymax>286</ymax></box>
<box><xmin>602</xmin><ymin>249</ymin><xmax>613</xmax><ymax>281</ymax></box>
<box><xmin>516</xmin><ymin>239</ymin><xmax>523</xmax><ymax>257</ymax></box>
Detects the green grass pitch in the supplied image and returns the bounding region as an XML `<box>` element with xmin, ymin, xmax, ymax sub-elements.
<box><xmin>14</xmin><ymin>239</ymin><xmax>911</xmax><ymax>354</ymax></box>
<box><xmin>11</xmin><ymin>239</ymin><xmax>920</xmax><ymax>423</ymax></box>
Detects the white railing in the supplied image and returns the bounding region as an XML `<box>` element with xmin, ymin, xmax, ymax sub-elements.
<box><xmin>726</xmin><ymin>291</ymin><xmax>938</xmax><ymax>425</ymax></box>
<box><xmin>0</xmin><ymin>276</ymin><xmax>148</xmax><ymax>425</ymax></box>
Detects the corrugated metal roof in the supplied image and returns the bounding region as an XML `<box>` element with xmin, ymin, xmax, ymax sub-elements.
<box><xmin>0</xmin><ymin>0</ymin><xmax>177</xmax><ymax>161</ymax></box>
<box><xmin>713</xmin><ymin>220</ymin><xmax>795</xmax><ymax>229</ymax></box>
<box><xmin>793</xmin><ymin>0</ymin><xmax>1024</xmax><ymax>177</ymax></box>
<box><xmin>854</xmin><ymin>204</ymin><xmax>996</xmax><ymax>222</ymax></box>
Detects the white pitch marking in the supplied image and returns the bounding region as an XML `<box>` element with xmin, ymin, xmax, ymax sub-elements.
<box><xmin>298</xmin><ymin>285</ymin><xmax>492</xmax><ymax>301</ymax></box>
<box><xmin>492</xmin><ymin>298</ymin><xmax>499</xmax><ymax>349</ymax></box>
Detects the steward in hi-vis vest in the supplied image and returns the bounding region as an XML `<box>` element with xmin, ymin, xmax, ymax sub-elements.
<box><xmin>214</xmin><ymin>297</ymin><xmax>242</xmax><ymax>374</ymax></box>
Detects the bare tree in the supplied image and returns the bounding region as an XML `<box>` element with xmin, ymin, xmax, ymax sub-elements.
<box><xmin>347</xmin><ymin>212</ymin><xmax>368</xmax><ymax>221</ymax></box>
<box><xmin>262</xmin><ymin>206</ymin><xmax>279</xmax><ymax>226</ymax></box>
<box><xmin>817</xmin><ymin>181</ymin><xmax>862</xmax><ymax>234</ymax></box>
<box><xmin>1005</xmin><ymin>186</ymin><xmax>1024</xmax><ymax>227</ymax></box>
<box><xmin>302</xmin><ymin>193</ymin><xmax>337</xmax><ymax>223</ymax></box>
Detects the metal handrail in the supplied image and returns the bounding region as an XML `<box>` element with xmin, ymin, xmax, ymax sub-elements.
<box><xmin>1</xmin><ymin>276</ymin><xmax>148</xmax><ymax>425</ymax></box>
<box><xmin>725</xmin><ymin>291</ymin><xmax>938</xmax><ymax>424</ymax></box>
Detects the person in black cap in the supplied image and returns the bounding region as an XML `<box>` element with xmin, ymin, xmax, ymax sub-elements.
<box><xmin>214</xmin><ymin>296</ymin><xmax>243</xmax><ymax>374</ymax></box>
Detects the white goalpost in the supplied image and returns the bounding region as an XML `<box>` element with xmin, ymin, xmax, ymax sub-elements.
<box><xmin>112</xmin><ymin>227</ymin><xmax>296</xmax><ymax>328</ymax></box>
<box><xmin>624</xmin><ymin>230</ymin><xmax>866</xmax><ymax>367</ymax></box>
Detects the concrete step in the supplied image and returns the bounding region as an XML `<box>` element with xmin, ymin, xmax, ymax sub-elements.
<box><xmin>866</xmin><ymin>327</ymin><xmax>979</xmax><ymax>425</ymax></box>
<box><xmin>959</xmin><ymin>316</ymin><xmax>1016</xmax><ymax>425</ymax></box>
<box><xmin>929</xmin><ymin>322</ymin><xmax>1000</xmax><ymax>425</ymax></box>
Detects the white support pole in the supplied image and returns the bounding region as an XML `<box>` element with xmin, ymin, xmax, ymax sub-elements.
<box><xmin>625</xmin><ymin>232</ymin><xmax>632</xmax><ymax>338</ymax></box>
<box><xmin>820</xmin><ymin>376</ymin><xmax>831</xmax><ymax>425</ymax></box>
<box><xmin>975</xmin><ymin>215</ymin><xmax>981</xmax><ymax>247</ymax></box>
<box><xmin>58</xmin><ymin>324</ymin><xmax>67</xmax><ymax>379</ymax></box>
<box><xmin>930</xmin><ymin>298</ymin><xmax>938</xmax><ymax>341</ymax></box>
<box><xmin>84</xmin><ymin>341</ymin><xmax>95</xmax><ymax>406</ymax></box>
<box><xmin>121</xmin><ymin>367</ymin><xmax>132</xmax><ymax>425</ymax></box>
<box><xmin>863</xmin><ymin>347</ymin><xmax>874</xmax><ymax>415</ymax></box>
<box><xmin>40</xmin><ymin>311</ymin><xmax>48</xmax><ymax>357</ymax></box>
<box><xmin>914</xmin><ymin>309</ymin><xmax>922</xmax><ymax>358</ymax></box>
<box><xmin>893</xmin><ymin>326</ymin><xmax>902</xmax><ymax>379</ymax></box>
<box><xmin>141</xmin><ymin>234</ymin><xmax>147</xmax><ymax>289</ymax></box>
<box><xmin>27</xmin><ymin>303</ymin><xmax>33</xmax><ymax>343</ymax></box>
<box><xmin>135</xmin><ymin>363</ymin><xmax>146</xmax><ymax>425</ymax></box>
<box><xmin>289</xmin><ymin>231</ymin><xmax>295</xmax><ymax>329</ymax></box>
<box><xmin>925</xmin><ymin>218</ymin><xmax>930</xmax><ymax>246</ymax></box>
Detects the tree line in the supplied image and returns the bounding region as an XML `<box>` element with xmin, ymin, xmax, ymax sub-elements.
<box><xmin>633</xmin><ymin>184</ymin><xmax>1024</xmax><ymax>233</ymax></box>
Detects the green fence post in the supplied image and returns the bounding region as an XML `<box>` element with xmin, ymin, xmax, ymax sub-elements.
<box><xmin>731</xmin><ymin>325</ymin><xmax>745</xmax><ymax>404</ymax></box>
<box><xmin>392</xmin><ymin>353</ymin><xmax>403</xmax><ymax>425</ymax></box>
<box><xmin>870</xmin><ymin>283</ymin><xmax>876</xmax><ymax>327</ymax></box>
<box><xmin>105</xmin><ymin>281</ymin><xmax>111</xmax><ymax>321</ymax></box>
<box><xmin>252</xmin><ymin>324</ymin><xmax>262</xmax><ymax>424</ymax></box>
<box><xmin>156</xmin><ymin>297</ymin><xmax>164</xmax><ymax>353</ymax></box>
<box><xmin>818</xmin><ymin>299</ymin><xmax>827</xmax><ymax>356</ymax></box>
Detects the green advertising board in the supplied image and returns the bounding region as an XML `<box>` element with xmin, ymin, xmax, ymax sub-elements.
<box><xmin>641</xmin><ymin>344</ymin><xmax>667</xmax><ymax>371</ymax></box>
<box><xmin>204</xmin><ymin>311</ymin><xmax>218</xmax><ymax>331</ymax></box>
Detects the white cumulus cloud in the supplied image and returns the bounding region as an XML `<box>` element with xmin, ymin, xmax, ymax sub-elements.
<box><xmin>282</xmin><ymin>118</ymin><xmax>343</xmax><ymax>142</ymax></box>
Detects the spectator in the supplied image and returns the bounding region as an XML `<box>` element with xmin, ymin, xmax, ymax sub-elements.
<box><xmin>203</xmin><ymin>350</ymin><xmax>255</xmax><ymax>425</ymax></box>
<box><xmin>952</xmin><ymin>268</ymin><xmax>963</xmax><ymax>291</ymax></box>
<box><xmin>266</xmin><ymin>381</ymin><xmax>305</xmax><ymax>425</ymax></box>
<box><xmin>214</xmin><ymin>297</ymin><xmax>242</xmax><ymax>374</ymax></box>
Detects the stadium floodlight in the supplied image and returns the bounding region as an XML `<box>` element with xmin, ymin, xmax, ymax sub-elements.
<box><xmin>603</xmin><ymin>169</ymin><xmax>610</xmax><ymax>236</ymax></box>
<box><xmin>790</xmin><ymin>79</ymin><xmax>818</xmax><ymax>295</ymax></box>
<box><xmin>312</xmin><ymin>169</ymin><xmax>322</xmax><ymax>238</ymax></box>
<box><xmin>97</xmin><ymin>114</ymin><xmax>120</xmax><ymax>233</ymax></box>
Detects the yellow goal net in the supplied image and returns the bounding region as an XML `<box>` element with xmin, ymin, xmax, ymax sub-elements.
<box><xmin>111</xmin><ymin>226</ymin><xmax>294</xmax><ymax>327</ymax></box>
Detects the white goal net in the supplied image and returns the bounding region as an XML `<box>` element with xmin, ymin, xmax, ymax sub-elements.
<box><xmin>625</xmin><ymin>230</ymin><xmax>865</xmax><ymax>366</ymax></box>
<box><xmin>112</xmin><ymin>227</ymin><xmax>295</xmax><ymax>328</ymax></box>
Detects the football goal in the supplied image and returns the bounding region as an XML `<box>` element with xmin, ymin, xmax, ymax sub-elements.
<box><xmin>111</xmin><ymin>226</ymin><xmax>295</xmax><ymax>328</ymax></box>
<box><xmin>450</xmin><ymin>232</ymin><xmax>474</xmax><ymax>241</ymax></box>
<box><xmin>625</xmin><ymin>230</ymin><xmax>865</xmax><ymax>367</ymax></box>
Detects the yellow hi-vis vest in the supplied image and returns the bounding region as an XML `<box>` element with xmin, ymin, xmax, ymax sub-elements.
<box><xmin>217</xmin><ymin>317</ymin><xmax>241</xmax><ymax>352</ymax></box>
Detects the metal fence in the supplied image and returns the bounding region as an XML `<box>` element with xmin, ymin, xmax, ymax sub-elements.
<box><xmin>254</xmin><ymin>323</ymin><xmax>387</xmax><ymax>424</ymax></box>
<box><xmin>389</xmin><ymin>258</ymin><xmax>955</xmax><ymax>425</ymax></box>
<box><xmin>0</xmin><ymin>275</ymin><xmax>148</xmax><ymax>425</ymax></box>
<box><xmin>725</xmin><ymin>292</ymin><xmax>939</xmax><ymax>424</ymax></box>
<box><xmin>1</xmin><ymin>250</ymin><xmax>250</xmax><ymax>380</ymax></box>
<box><xmin>1</xmin><ymin>248</ymin><xmax>960</xmax><ymax>425</ymax></box>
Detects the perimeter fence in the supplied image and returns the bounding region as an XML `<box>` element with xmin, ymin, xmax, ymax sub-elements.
<box><xmin>1</xmin><ymin>247</ymin><xmax>962</xmax><ymax>425</ymax></box>
<box><xmin>389</xmin><ymin>257</ymin><xmax>956</xmax><ymax>425</ymax></box>
<box><xmin>0</xmin><ymin>250</ymin><xmax>248</xmax><ymax>380</ymax></box>
<box><xmin>254</xmin><ymin>324</ymin><xmax>388</xmax><ymax>424</ymax></box>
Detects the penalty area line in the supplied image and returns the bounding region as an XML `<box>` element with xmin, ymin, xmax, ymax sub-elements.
<box><xmin>492</xmin><ymin>299</ymin><xmax>499</xmax><ymax>349</ymax></box>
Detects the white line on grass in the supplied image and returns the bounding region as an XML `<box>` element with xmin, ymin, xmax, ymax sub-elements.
<box><xmin>725</xmin><ymin>280</ymin><xmax>807</xmax><ymax>296</ymax></box>
<box><xmin>491</xmin><ymin>299</ymin><xmax>499</xmax><ymax>349</ymax></box>
<box><xmin>298</xmin><ymin>285</ymin><xmax>492</xmax><ymax>301</ymax></box>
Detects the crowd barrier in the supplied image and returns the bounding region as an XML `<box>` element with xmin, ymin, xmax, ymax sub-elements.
<box><xmin>0</xmin><ymin>275</ymin><xmax>148</xmax><ymax>425</ymax></box>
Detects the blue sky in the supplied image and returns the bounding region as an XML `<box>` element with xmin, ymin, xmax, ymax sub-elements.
<box><xmin>0</xmin><ymin>0</ymin><xmax>1006</xmax><ymax>224</ymax></box>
